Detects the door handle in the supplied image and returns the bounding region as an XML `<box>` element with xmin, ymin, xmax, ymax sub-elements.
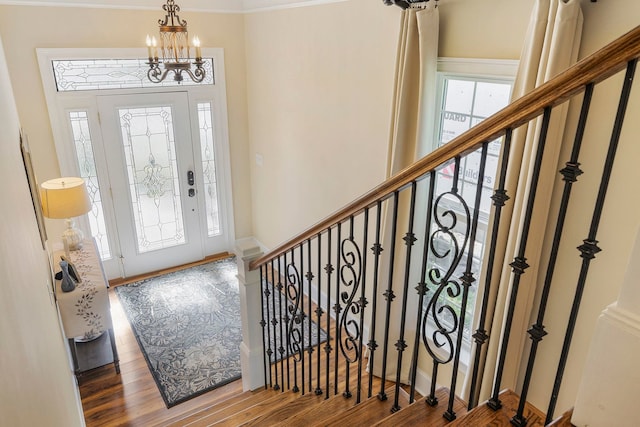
<box><xmin>188</xmin><ymin>188</ymin><xmax>196</xmax><ymax>197</ymax></box>
<box><xmin>187</xmin><ymin>170</ymin><xmax>195</xmax><ymax>186</ymax></box>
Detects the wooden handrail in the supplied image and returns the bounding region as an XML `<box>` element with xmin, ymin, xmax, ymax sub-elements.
<box><xmin>250</xmin><ymin>25</ymin><xmax>640</xmax><ymax>271</ymax></box>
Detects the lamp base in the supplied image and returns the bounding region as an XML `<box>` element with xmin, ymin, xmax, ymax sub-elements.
<box><xmin>62</xmin><ymin>218</ymin><xmax>84</xmax><ymax>251</ymax></box>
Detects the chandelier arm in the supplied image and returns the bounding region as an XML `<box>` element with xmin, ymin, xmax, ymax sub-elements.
<box><xmin>147</xmin><ymin>65</ymin><xmax>171</xmax><ymax>84</ymax></box>
<box><xmin>184</xmin><ymin>67</ymin><xmax>206</xmax><ymax>84</ymax></box>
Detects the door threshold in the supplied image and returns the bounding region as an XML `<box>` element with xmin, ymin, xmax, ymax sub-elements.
<box><xmin>109</xmin><ymin>252</ymin><xmax>232</xmax><ymax>287</ymax></box>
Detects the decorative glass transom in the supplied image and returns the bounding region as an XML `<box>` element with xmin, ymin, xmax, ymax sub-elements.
<box><xmin>52</xmin><ymin>58</ymin><xmax>214</xmax><ymax>92</ymax></box>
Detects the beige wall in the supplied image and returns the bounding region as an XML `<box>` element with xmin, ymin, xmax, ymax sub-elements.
<box><xmin>0</xmin><ymin>5</ymin><xmax>252</xmax><ymax>240</ymax></box>
<box><xmin>0</xmin><ymin>35</ymin><xmax>83</xmax><ymax>427</ymax></box>
<box><xmin>244</xmin><ymin>0</ymin><xmax>401</xmax><ymax>249</ymax></box>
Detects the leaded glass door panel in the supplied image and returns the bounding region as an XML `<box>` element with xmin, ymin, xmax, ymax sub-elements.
<box><xmin>98</xmin><ymin>92</ymin><xmax>203</xmax><ymax>276</ymax></box>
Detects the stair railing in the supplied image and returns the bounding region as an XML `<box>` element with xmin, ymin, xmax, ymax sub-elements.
<box><xmin>246</xmin><ymin>25</ymin><xmax>640</xmax><ymax>424</ymax></box>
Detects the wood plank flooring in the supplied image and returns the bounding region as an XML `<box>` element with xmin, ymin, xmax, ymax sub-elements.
<box><xmin>79</xmin><ymin>281</ymin><xmax>244</xmax><ymax>426</ymax></box>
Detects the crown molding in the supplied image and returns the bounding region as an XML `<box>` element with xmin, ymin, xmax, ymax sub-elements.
<box><xmin>0</xmin><ymin>0</ymin><xmax>348</xmax><ymax>13</ymax></box>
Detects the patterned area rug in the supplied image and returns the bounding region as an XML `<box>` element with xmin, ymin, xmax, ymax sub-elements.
<box><xmin>115</xmin><ymin>258</ymin><xmax>241</xmax><ymax>407</ymax></box>
<box><xmin>115</xmin><ymin>257</ymin><xmax>328</xmax><ymax>408</ymax></box>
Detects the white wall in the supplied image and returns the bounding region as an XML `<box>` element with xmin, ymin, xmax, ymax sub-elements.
<box><xmin>0</xmin><ymin>35</ymin><xmax>84</xmax><ymax>427</ymax></box>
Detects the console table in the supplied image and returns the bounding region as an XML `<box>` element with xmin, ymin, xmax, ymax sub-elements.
<box><xmin>52</xmin><ymin>239</ymin><xmax>120</xmax><ymax>378</ymax></box>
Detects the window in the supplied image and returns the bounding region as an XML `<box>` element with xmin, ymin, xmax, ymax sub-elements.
<box><xmin>422</xmin><ymin>59</ymin><xmax>515</xmax><ymax>364</ymax></box>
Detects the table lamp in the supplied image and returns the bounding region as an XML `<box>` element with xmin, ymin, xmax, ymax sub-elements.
<box><xmin>40</xmin><ymin>177</ymin><xmax>92</xmax><ymax>251</ymax></box>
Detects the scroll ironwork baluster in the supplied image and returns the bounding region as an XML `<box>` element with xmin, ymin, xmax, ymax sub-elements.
<box><xmin>287</xmin><ymin>248</ymin><xmax>302</xmax><ymax>393</ymax></box>
<box><xmin>409</xmin><ymin>171</ymin><xmax>435</xmax><ymax>404</ymax></box>
<box><xmin>339</xmin><ymin>216</ymin><xmax>363</xmax><ymax>399</ymax></box>
<box><xmin>511</xmin><ymin>84</ymin><xmax>594</xmax><ymax>427</ymax></box>
<box><xmin>423</xmin><ymin>156</ymin><xmax>470</xmax><ymax>407</ymax></box>
<box><xmin>283</xmin><ymin>251</ymin><xmax>291</xmax><ymax>390</ymax></box>
<box><xmin>368</xmin><ymin>200</ymin><xmax>383</xmax><ymax>399</ymax></box>
<box><xmin>392</xmin><ymin>182</ymin><xmax>418</xmax><ymax>412</ymax></box>
<box><xmin>379</xmin><ymin>191</ymin><xmax>399</xmax><ymax>401</ymax></box>
<box><xmin>546</xmin><ymin>59</ymin><xmax>637</xmax><ymax>425</ymax></box>
<box><xmin>444</xmin><ymin>144</ymin><xmax>489</xmax><ymax>421</ymax></box>
<box><xmin>468</xmin><ymin>129</ymin><xmax>513</xmax><ymax>409</ymax></box>
<box><xmin>488</xmin><ymin>106</ymin><xmax>553</xmax><ymax>411</ymax></box>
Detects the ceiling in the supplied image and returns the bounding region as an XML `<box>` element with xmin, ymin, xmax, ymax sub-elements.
<box><xmin>0</xmin><ymin>0</ymin><xmax>347</xmax><ymax>13</ymax></box>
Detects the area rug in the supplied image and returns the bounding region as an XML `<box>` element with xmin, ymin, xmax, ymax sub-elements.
<box><xmin>115</xmin><ymin>257</ymin><xmax>327</xmax><ymax>408</ymax></box>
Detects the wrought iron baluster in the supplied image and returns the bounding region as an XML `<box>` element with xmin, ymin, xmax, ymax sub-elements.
<box><xmin>334</xmin><ymin>222</ymin><xmax>342</xmax><ymax>396</ymax></box>
<box><xmin>468</xmin><ymin>129</ymin><xmax>513</xmax><ymax>409</ymax></box>
<box><xmin>444</xmin><ymin>144</ymin><xmax>489</xmax><ymax>421</ymax></box>
<box><xmin>339</xmin><ymin>216</ymin><xmax>363</xmax><ymax>399</ymax></box>
<box><xmin>315</xmin><ymin>233</ymin><xmax>323</xmax><ymax>396</ymax></box>
<box><xmin>270</xmin><ymin>259</ymin><xmax>280</xmax><ymax>391</ymax></box>
<box><xmin>423</xmin><ymin>157</ymin><xmax>471</xmax><ymax>407</ymax></box>
<box><xmin>510</xmin><ymin>84</ymin><xmax>594</xmax><ymax>427</ymax></box>
<box><xmin>546</xmin><ymin>59</ymin><xmax>637</xmax><ymax>425</ymax></box>
<box><xmin>409</xmin><ymin>171</ymin><xmax>435</xmax><ymax>404</ymax></box>
<box><xmin>283</xmin><ymin>251</ymin><xmax>291</xmax><ymax>391</ymax></box>
<box><xmin>306</xmin><ymin>238</ymin><xmax>314</xmax><ymax>395</ymax></box>
<box><xmin>392</xmin><ymin>182</ymin><xmax>418</xmax><ymax>412</ymax></box>
<box><xmin>287</xmin><ymin>248</ymin><xmax>302</xmax><ymax>393</ymax></box>
<box><xmin>379</xmin><ymin>191</ymin><xmax>399</xmax><ymax>401</ymax></box>
<box><xmin>276</xmin><ymin>255</ymin><xmax>286</xmax><ymax>391</ymax></box>
<box><xmin>356</xmin><ymin>208</ymin><xmax>369</xmax><ymax>404</ymax></box>
<box><xmin>368</xmin><ymin>200</ymin><xmax>383</xmax><ymax>399</ymax></box>
<box><xmin>324</xmin><ymin>227</ymin><xmax>333</xmax><ymax>399</ymax></box>
<box><xmin>259</xmin><ymin>265</ymin><xmax>269</xmax><ymax>389</ymax></box>
<box><xmin>488</xmin><ymin>107</ymin><xmax>553</xmax><ymax>411</ymax></box>
<box><xmin>300</xmin><ymin>245</ymin><xmax>306</xmax><ymax>395</ymax></box>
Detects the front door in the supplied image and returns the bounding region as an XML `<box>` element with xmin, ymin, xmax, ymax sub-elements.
<box><xmin>98</xmin><ymin>92</ymin><xmax>218</xmax><ymax>277</ymax></box>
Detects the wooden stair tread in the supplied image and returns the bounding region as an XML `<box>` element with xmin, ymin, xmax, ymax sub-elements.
<box><xmin>268</xmin><ymin>387</ymin><xmax>379</xmax><ymax>427</ymax></box>
<box><xmin>448</xmin><ymin>389</ymin><xmax>546</xmax><ymax>427</ymax></box>
<box><xmin>193</xmin><ymin>389</ymin><xmax>297</xmax><ymax>427</ymax></box>
<box><xmin>311</xmin><ymin>385</ymin><xmax>410</xmax><ymax>426</ymax></box>
<box><xmin>165</xmin><ymin>388</ymin><xmax>268</xmax><ymax>426</ymax></box>
<box><xmin>240</xmin><ymin>390</ymin><xmax>328</xmax><ymax>426</ymax></box>
<box><xmin>547</xmin><ymin>408</ymin><xmax>575</xmax><ymax>426</ymax></box>
<box><xmin>373</xmin><ymin>387</ymin><xmax>467</xmax><ymax>426</ymax></box>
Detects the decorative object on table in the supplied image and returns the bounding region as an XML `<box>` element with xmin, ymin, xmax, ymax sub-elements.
<box><xmin>19</xmin><ymin>130</ymin><xmax>47</xmax><ymax>249</ymax></box>
<box><xmin>145</xmin><ymin>0</ymin><xmax>206</xmax><ymax>84</ymax></box>
<box><xmin>53</xmin><ymin>239</ymin><xmax>119</xmax><ymax>378</ymax></box>
<box><xmin>115</xmin><ymin>257</ymin><xmax>327</xmax><ymax>408</ymax></box>
<box><xmin>57</xmin><ymin>260</ymin><xmax>77</xmax><ymax>292</ymax></box>
<box><xmin>40</xmin><ymin>177</ymin><xmax>91</xmax><ymax>251</ymax></box>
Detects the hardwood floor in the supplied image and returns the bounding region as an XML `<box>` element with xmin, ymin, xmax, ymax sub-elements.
<box><xmin>80</xmin><ymin>270</ymin><xmax>244</xmax><ymax>426</ymax></box>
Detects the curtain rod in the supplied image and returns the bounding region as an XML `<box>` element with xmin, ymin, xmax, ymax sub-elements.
<box><xmin>384</xmin><ymin>0</ymin><xmax>597</xmax><ymax>10</ymax></box>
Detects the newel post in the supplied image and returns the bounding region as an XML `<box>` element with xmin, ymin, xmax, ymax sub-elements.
<box><xmin>235</xmin><ymin>239</ymin><xmax>265</xmax><ymax>392</ymax></box>
<box><xmin>572</xmin><ymin>227</ymin><xmax>640</xmax><ymax>426</ymax></box>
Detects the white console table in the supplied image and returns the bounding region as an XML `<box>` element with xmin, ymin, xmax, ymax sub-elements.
<box><xmin>52</xmin><ymin>239</ymin><xmax>119</xmax><ymax>378</ymax></box>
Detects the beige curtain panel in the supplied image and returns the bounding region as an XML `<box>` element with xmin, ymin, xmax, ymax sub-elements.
<box><xmin>467</xmin><ymin>0</ymin><xmax>584</xmax><ymax>405</ymax></box>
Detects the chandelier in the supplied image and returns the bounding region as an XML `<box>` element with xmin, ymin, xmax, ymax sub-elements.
<box><xmin>146</xmin><ymin>0</ymin><xmax>205</xmax><ymax>84</ymax></box>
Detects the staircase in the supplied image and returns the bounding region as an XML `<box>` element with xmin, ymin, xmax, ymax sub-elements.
<box><xmin>164</xmin><ymin>374</ymin><xmax>571</xmax><ymax>426</ymax></box>
<box><xmin>224</xmin><ymin>26</ymin><xmax>640</xmax><ymax>427</ymax></box>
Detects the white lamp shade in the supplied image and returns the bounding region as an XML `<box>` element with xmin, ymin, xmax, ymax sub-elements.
<box><xmin>40</xmin><ymin>177</ymin><xmax>92</xmax><ymax>219</ymax></box>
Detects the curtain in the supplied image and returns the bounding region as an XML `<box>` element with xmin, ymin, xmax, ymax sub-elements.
<box><xmin>370</xmin><ymin>2</ymin><xmax>439</xmax><ymax>384</ymax></box>
<box><xmin>463</xmin><ymin>0</ymin><xmax>584</xmax><ymax>404</ymax></box>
